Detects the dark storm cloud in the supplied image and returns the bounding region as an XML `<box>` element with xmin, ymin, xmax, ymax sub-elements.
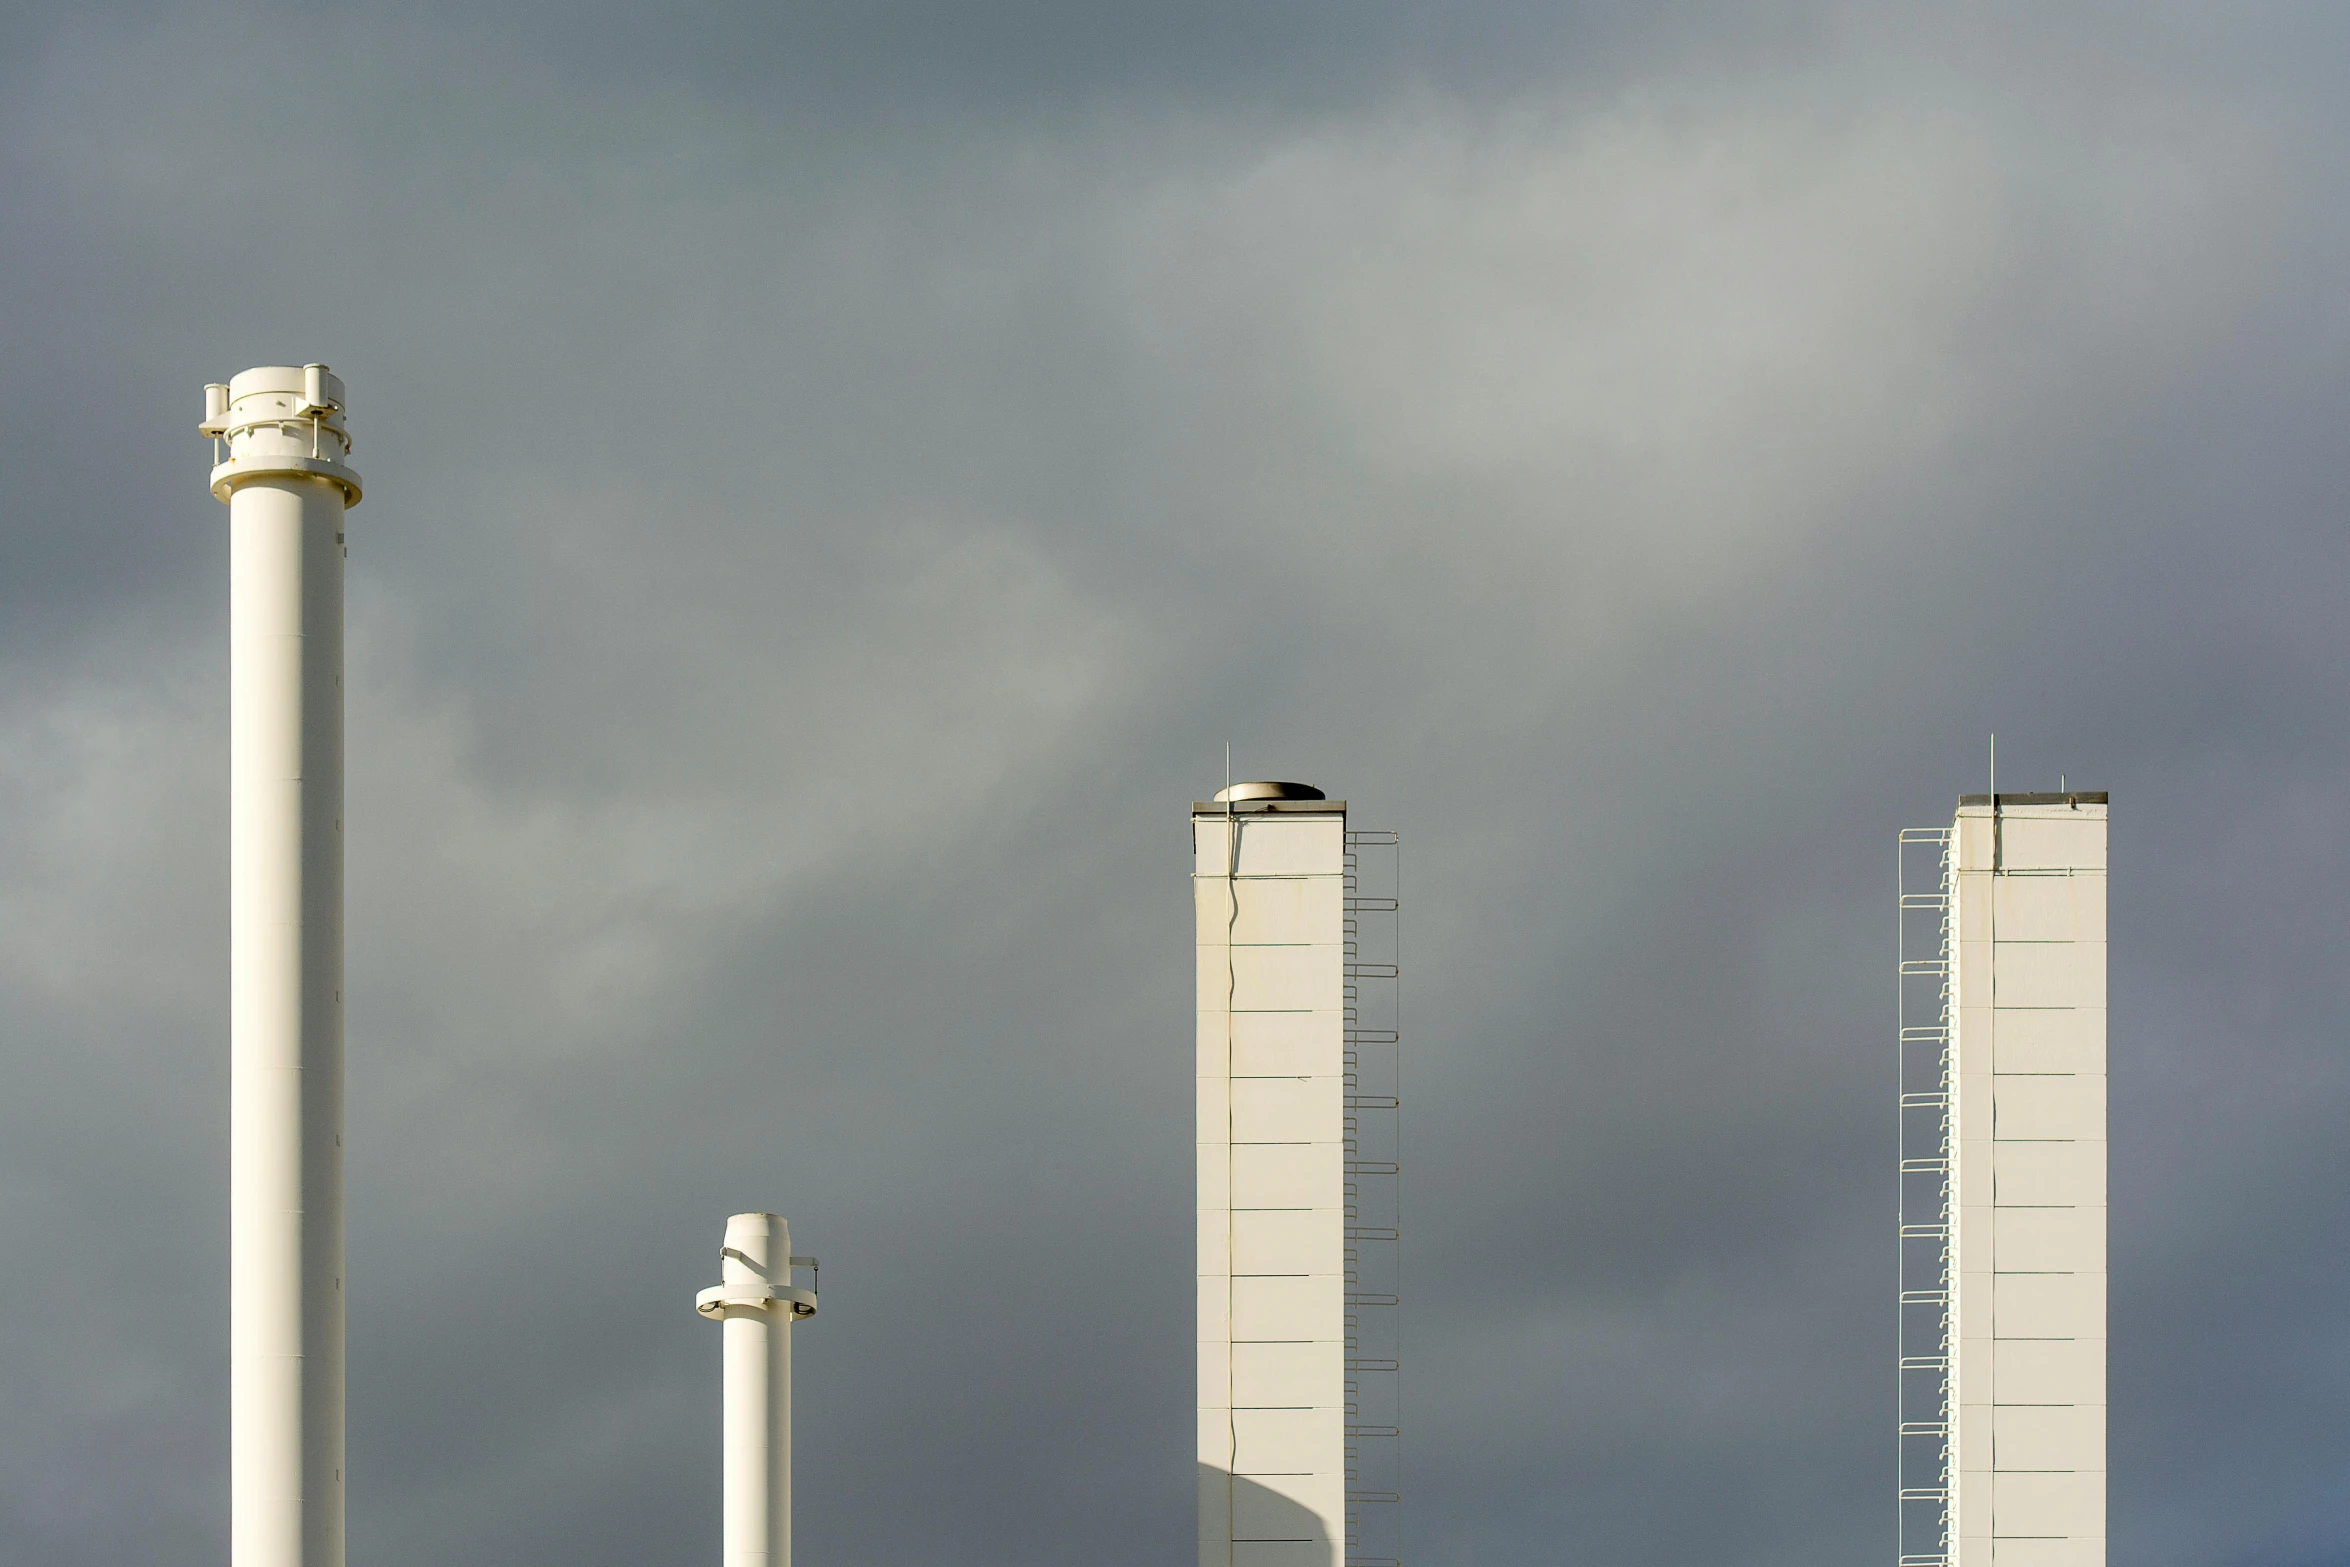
<box><xmin>4</xmin><ymin>6</ymin><xmax>2350</xmax><ymax>1567</ymax></box>
<box><xmin>354</xmin><ymin>0</ymin><xmax>1754</xmax><ymax>120</ymax></box>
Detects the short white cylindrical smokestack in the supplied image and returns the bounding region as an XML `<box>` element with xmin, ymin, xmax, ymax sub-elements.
<box><xmin>697</xmin><ymin>1213</ymin><xmax>818</xmax><ymax>1567</ymax></box>
<box><xmin>207</xmin><ymin>365</ymin><xmax>360</xmax><ymax>1567</ymax></box>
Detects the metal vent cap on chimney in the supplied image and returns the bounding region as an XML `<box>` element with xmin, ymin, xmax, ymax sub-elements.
<box><xmin>203</xmin><ymin>363</ymin><xmax>361</xmax><ymax>505</ymax></box>
<box><xmin>1213</xmin><ymin>781</ymin><xmax>1325</xmax><ymax>802</ymax></box>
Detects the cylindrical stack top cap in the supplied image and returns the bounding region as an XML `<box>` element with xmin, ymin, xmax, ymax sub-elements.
<box><xmin>226</xmin><ymin>363</ymin><xmax>346</xmax><ymax>407</ymax></box>
<box><xmin>698</xmin><ymin>1212</ymin><xmax>815</xmax><ymax>1320</ymax></box>
<box><xmin>724</xmin><ymin>1212</ymin><xmax>789</xmax><ymax>1259</ymax></box>
<box><xmin>204</xmin><ymin>363</ymin><xmax>361</xmax><ymax>506</ymax></box>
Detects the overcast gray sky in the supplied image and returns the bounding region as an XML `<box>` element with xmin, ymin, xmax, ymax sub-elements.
<box><xmin>4</xmin><ymin>4</ymin><xmax>2348</xmax><ymax>1564</ymax></box>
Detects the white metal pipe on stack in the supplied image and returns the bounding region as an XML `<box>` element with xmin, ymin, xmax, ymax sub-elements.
<box><xmin>204</xmin><ymin>366</ymin><xmax>360</xmax><ymax>1567</ymax></box>
<box><xmin>697</xmin><ymin>1213</ymin><xmax>818</xmax><ymax>1567</ymax></box>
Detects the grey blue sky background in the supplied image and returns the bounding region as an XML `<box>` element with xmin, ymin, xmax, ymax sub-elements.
<box><xmin>4</xmin><ymin>4</ymin><xmax>2349</xmax><ymax>1564</ymax></box>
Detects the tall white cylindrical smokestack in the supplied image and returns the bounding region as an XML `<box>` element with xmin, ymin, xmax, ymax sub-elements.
<box><xmin>206</xmin><ymin>366</ymin><xmax>360</xmax><ymax>1567</ymax></box>
<box><xmin>697</xmin><ymin>1214</ymin><xmax>818</xmax><ymax>1567</ymax></box>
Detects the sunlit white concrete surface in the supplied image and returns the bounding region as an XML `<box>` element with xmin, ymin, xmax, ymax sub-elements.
<box><xmin>1195</xmin><ymin>786</ymin><xmax>1347</xmax><ymax>1567</ymax></box>
<box><xmin>1951</xmin><ymin>796</ymin><xmax>2107</xmax><ymax>1567</ymax></box>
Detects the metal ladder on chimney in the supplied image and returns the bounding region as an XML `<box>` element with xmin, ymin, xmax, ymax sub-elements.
<box><xmin>1345</xmin><ymin>829</ymin><xmax>1403</xmax><ymax>1567</ymax></box>
<box><xmin>1897</xmin><ymin>827</ymin><xmax>1955</xmax><ymax>1567</ymax></box>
